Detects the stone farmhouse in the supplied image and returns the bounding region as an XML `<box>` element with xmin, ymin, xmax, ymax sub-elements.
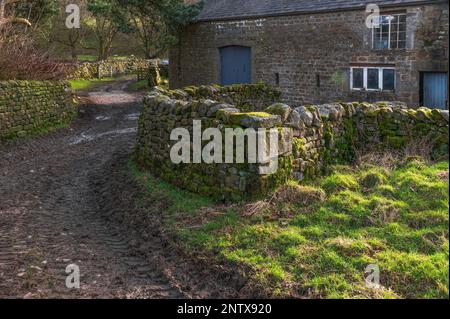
<box><xmin>170</xmin><ymin>0</ymin><xmax>449</xmax><ymax>109</ymax></box>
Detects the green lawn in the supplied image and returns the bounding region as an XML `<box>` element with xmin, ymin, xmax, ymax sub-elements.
<box><xmin>68</xmin><ymin>77</ymin><xmax>115</xmax><ymax>91</ymax></box>
<box><xmin>76</xmin><ymin>55</ymin><xmax>135</xmax><ymax>62</ymax></box>
<box><xmin>126</xmin><ymin>79</ymin><xmax>149</xmax><ymax>91</ymax></box>
<box><xmin>126</xmin><ymin>77</ymin><xmax>170</xmax><ymax>92</ymax></box>
<box><xmin>77</xmin><ymin>54</ymin><xmax>98</xmax><ymax>62</ymax></box>
<box><xmin>130</xmin><ymin>158</ymin><xmax>449</xmax><ymax>299</ymax></box>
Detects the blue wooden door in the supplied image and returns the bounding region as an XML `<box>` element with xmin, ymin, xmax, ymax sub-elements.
<box><xmin>423</xmin><ymin>72</ymin><xmax>448</xmax><ymax>109</ymax></box>
<box><xmin>220</xmin><ymin>46</ymin><xmax>252</xmax><ymax>86</ymax></box>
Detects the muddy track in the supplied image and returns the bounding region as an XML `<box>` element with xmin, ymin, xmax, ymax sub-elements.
<box><xmin>0</xmin><ymin>82</ymin><xmax>244</xmax><ymax>299</ymax></box>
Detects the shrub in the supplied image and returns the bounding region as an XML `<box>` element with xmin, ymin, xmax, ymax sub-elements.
<box><xmin>0</xmin><ymin>26</ymin><xmax>68</xmax><ymax>80</ymax></box>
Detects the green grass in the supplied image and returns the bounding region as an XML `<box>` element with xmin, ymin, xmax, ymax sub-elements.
<box><xmin>130</xmin><ymin>158</ymin><xmax>449</xmax><ymax>299</ymax></box>
<box><xmin>77</xmin><ymin>54</ymin><xmax>98</xmax><ymax>62</ymax></box>
<box><xmin>68</xmin><ymin>77</ymin><xmax>115</xmax><ymax>91</ymax></box>
<box><xmin>127</xmin><ymin>80</ymin><xmax>149</xmax><ymax>91</ymax></box>
<box><xmin>76</xmin><ymin>55</ymin><xmax>134</xmax><ymax>62</ymax></box>
<box><xmin>126</xmin><ymin>77</ymin><xmax>170</xmax><ymax>92</ymax></box>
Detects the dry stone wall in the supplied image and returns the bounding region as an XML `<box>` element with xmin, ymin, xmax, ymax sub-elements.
<box><xmin>68</xmin><ymin>58</ymin><xmax>153</xmax><ymax>79</ymax></box>
<box><xmin>169</xmin><ymin>83</ymin><xmax>281</xmax><ymax>112</ymax></box>
<box><xmin>135</xmin><ymin>84</ymin><xmax>290</xmax><ymax>201</ymax></box>
<box><xmin>0</xmin><ymin>81</ymin><xmax>76</xmax><ymax>141</ymax></box>
<box><xmin>136</xmin><ymin>84</ymin><xmax>449</xmax><ymax>201</ymax></box>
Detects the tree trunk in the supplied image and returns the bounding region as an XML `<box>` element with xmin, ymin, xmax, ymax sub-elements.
<box><xmin>71</xmin><ymin>44</ymin><xmax>77</xmax><ymax>60</ymax></box>
<box><xmin>0</xmin><ymin>0</ymin><xmax>5</xmax><ymax>21</ymax></box>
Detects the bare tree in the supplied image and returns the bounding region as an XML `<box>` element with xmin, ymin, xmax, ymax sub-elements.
<box><xmin>0</xmin><ymin>24</ymin><xmax>68</xmax><ymax>80</ymax></box>
<box><xmin>50</xmin><ymin>0</ymin><xmax>87</xmax><ymax>60</ymax></box>
<box><xmin>0</xmin><ymin>0</ymin><xmax>32</xmax><ymax>27</ymax></box>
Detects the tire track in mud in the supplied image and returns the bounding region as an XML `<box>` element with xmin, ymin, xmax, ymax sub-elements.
<box><xmin>0</xmin><ymin>81</ymin><xmax>247</xmax><ymax>299</ymax></box>
<box><xmin>0</xmin><ymin>85</ymin><xmax>186</xmax><ymax>298</ymax></box>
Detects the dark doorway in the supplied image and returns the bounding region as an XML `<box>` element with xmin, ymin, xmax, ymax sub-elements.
<box><xmin>220</xmin><ymin>46</ymin><xmax>252</xmax><ymax>86</ymax></box>
<box><xmin>420</xmin><ymin>72</ymin><xmax>448</xmax><ymax>109</ymax></box>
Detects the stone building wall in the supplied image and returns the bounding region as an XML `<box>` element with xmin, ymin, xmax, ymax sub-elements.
<box><xmin>170</xmin><ymin>2</ymin><xmax>449</xmax><ymax>107</ymax></box>
<box><xmin>135</xmin><ymin>84</ymin><xmax>449</xmax><ymax>201</ymax></box>
<box><xmin>0</xmin><ymin>81</ymin><xmax>76</xmax><ymax>141</ymax></box>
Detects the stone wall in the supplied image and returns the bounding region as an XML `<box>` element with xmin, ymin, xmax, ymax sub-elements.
<box><xmin>285</xmin><ymin>101</ymin><xmax>449</xmax><ymax>180</ymax></box>
<box><xmin>137</xmin><ymin>62</ymin><xmax>161</xmax><ymax>89</ymax></box>
<box><xmin>0</xmin><ymin>81</ymin><xmax>76</xmax><ymax>141</ymax></box>
<box><xmin>68</xmin><ymin>58</ymin><xmax>153</xmax><ymax>79</ymax></box>
<box><xmin>135</xmin><ymin>84</ymin><xmax>290</xmax><ymax>201</ymax></box>
<box><xmin>170</xmin><ymin>2</ymin><xmax>449</xmax><ymax>107</ymax></box>
<box><xmin>168</xmin><ymin>83</ymin><xmax>281</xmax><ymax>111</ymax></box>
<box><xmin>136</xmin><ymin>84</ymin><xmax>449</xmax><ymax>201</ymax></box>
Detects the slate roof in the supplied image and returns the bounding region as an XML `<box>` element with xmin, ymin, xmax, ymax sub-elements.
<box><xmin>196</xmin><ymin>0</ymin><xmax>441</xmax><ymax>21</ymax></box>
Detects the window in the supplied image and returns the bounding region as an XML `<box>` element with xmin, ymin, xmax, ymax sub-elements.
<box><xmin>350</xmin><ymin>67</ymin><xmax>396</xmax><ymax>91</ymax></box>
<box><xmin>382</xmin><ymin>69</ymin><xmax>396</xmax><ymax>90</ymax></box>
<box><xmin>352</xmin><ymin>68</ymin><xmax>364</xmax><ymax>89</ymax></box>
<box><xmin>372</xmin><ymin>14</ymin><xmax>406</xmax><ymax>49</ymax></box>
<box><xmin>367</xmin><ymin>68</ymin><xmax>380</xmax><ymax>90</ymax></box>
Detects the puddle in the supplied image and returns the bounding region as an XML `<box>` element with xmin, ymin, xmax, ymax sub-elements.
<box><xmin>96</xmin><ymin>116</ymin><xmax>111</xmax><ymax>121</ymax></box>
<box><xmin>70</xmin><ymin>128</ymin><xmax>137</xmax><ymax>145</ymax></box>
<box><xmin>125</xmin><ymin>113</ymin><xmax>140</xmax><ymax>121</ymax></box>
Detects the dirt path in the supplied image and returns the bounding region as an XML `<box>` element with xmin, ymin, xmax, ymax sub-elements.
<box><xmin>0</xmin><ymin>79</ymin><xmax>241</xmax><ymax>299</ymax></box>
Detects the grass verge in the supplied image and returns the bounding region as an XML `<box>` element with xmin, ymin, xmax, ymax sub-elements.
<box><xmin>129</xmin><ymin>158</ymin><xmax>449</xmax><ymax>299</ymax></box>
<box><xmin>126</xmin><ymin>77</ymin><xmax>170</xmax><ymax>92</ymax></box>
<box><xmin>68</xmin><ymin>77</ymin><xmax>115</xmax><ymax>91</ymax></box>
<box><xmin>126</xmin><ymin>80</ymin><xmax>149</xmax><ymax>92</ymax></box>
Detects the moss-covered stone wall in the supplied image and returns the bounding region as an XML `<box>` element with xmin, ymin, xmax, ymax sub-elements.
<box><xmin>68</xmin><ymin>58</ymin><xmax>153</xmax><ymax>79</ymax></box>
<box><xmin>156</xmin><ymin>83</ymin><xmax>281</xmax><ymax>112</ymax></box>
<box><xmin>0</xmin><ymin>81</ymin><xmax>76</xmax><ymax>141</ymax></box>
<box><xmin>136</xmin><ymin>84</ymin><xmax>449</xmax><ymax>201</ymax></box>
<box><xmin>280</xmin><ymin>101</ymin><xmax>449</xmax><ymax>181</ymax></box>
<box><xmin>136</xmin><ymin>84</ymin><xmax>290</xmax><ymax>201</ymax></box>
<box><xmin>137</xmin><ymin>63</ymin><xmax>161</xmax><ymax>89</ymax></box>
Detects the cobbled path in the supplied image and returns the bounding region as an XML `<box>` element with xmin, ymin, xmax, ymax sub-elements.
<box><xmin>0</xmin><ymin>81</ymin><xmax>203</xmax><ymax>298</ymax></box>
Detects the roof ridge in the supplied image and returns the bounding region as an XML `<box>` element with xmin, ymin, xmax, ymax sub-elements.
<box><xmin>196</xmin><ymin>0</ymin><xmax>443</xmax><ymax>22</ymax></box>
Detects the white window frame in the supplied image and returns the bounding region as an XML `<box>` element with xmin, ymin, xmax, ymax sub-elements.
<box><xmin>371</xmin><ymin>13</ymin><xmax>406</xmax><ymax>50</ymax></box>
<box><xmin>350</xmin><ymin>67</ymin><xmax>396</xmax><ymax>92</ymax></box>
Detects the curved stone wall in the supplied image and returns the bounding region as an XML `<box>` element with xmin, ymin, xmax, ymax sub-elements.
<box><xmin>135</xmin><ymin>84</ymin><xmax>449</xmax><ymax>201</ymax></box>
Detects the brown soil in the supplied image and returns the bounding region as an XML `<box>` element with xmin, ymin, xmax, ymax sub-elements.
<box><xmin>0</xmin><ymin>79</ymin><xmax>246</xmax><ymax>299</ymax></box>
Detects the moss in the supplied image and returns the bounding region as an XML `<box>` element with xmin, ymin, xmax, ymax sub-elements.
<box><xmin>375</xmin><ymin>250</ymin><xmax>448</xmax><ymax>298</ymax></box>
<box><xmin>385</xmin><ymin>136</ymin><xmax>408</xmax><ymax>148</ymax></box>
<box><xmin>227</xmin><ymin>112</ymin><xmax>274</xmax><ymax>126</ymax></box>
<box><xmin>1</xmin><ymin>117</ymin><xmax>74</xmax><ymax>142</ymax></box>
<box><xmin>360</xmin><ymin>170</ymin><xmax>388</xmax><ymax>189</ymax></box>
<box><xmin>292</xmin><ymin>138</ymin><xmax>306</xmax><ymax>158</ymax></box>
<box><xmin>321</xmin><ymin>172</ymin><xmax>359</xmax><ymax>193</ymax></box>
<box><xmin>323</xmin><ymin>119</ymin><xmax>357</xmax><ymax>166</ymax></box>
<box><xmin>265</xmin><ymin>103</ymin><xmax>291</xmax><ymax>120</ymax></box>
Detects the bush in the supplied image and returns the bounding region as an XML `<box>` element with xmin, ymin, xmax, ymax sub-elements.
<box><xmin>0</xmin><ymin>26</ymin><xmax>68</xmax><ymax>80</ymax></box>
